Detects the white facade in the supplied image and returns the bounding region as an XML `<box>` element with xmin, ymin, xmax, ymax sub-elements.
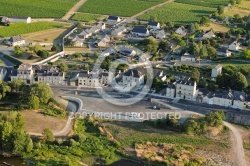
<box><xmin>78</xmin><ymin>70</ymin><xmax>108</xmax><ymax>87</ymax></box>
<box><xmin>37</xmin><ymin>73</ymin><xmax>65</xmax><ymax>85</ymax></box>
<box><xmin>156</xmin><ymin>30</ymin><xmax>166</xmax><ymax>39</ymax></box>
<box><xmin>181</xmin><ymin>53</ymin><xmax>196</xmax><ymax>62</ymax></box>
<box><xmin>148</xmin><ymin>22</ymin><xmax>160</xmax><ymax>30</ymax></box>
<box><xmin>175</xmin><ymin>26</ymin><xmax>187</xmax><ymax>35</ymax></box>
<box><xmin>121</xmin><ymin>69</ymin><xmax>144</xmax><ymax>88</ymax></box>
<box><xmin>166</xmin><ymin>85</ymin><xmax>176</xmax><ymax>98</ymax></box>
<box><xmin>2</xmin><ymin>16</ymin><xmax>31</xmax><ymax>24</ymax></box>
<box><xmin>211</xmin><ymin>64</ymin><xmax>222</xmax><ymax>78</ymax></box>
<box><xmin>11</xmin><ymin>64</ymin><xmax>34</xmax><ymax>84</ymax></box>
<box><xmin>175</xmin><ymin>79</ymin><xmax>197</xmax><ymax>101</ymax></box>
<box><xmin>228</xmin><ymin>41</ymin><xmax>240</xmax><ymax>51</ymax></box>
<box><xmin>0</xmin><ymin>68</ymin><xmax>7</xmax><ymax>81</ymax></box>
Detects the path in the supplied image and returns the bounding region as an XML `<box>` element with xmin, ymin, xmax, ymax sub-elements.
<box><xmin>28</xmin><ymin>97</ymin><xmax>77</xmax><ymax>137</ymax></box>
<box><xmin>153</xmin><ymin>99</ymin><xmax>247</xmax><ymax>166</ymax></box>
<box><xmin>0</xmin><ymin>53</ymin><xmax>15</xmax><ymax>66</ymax></box>
<box><xmin>224</xmin><ymin>122</ymin><xmax>248</xmax><ymax>166</ymax></box>
<box><xmin>131</xmin><ymin>0</ymin><xmax>174</xmax><ymax>19</ymax></box>
<box><xmin>62</xmin><ymin>0</ymin><xmax>87</xmax><ymax>20</ymax></box>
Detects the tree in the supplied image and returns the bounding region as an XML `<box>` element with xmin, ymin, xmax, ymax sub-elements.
<box><xmin>207</xmin><ymin>46</ymin><xmax>217</xmax><ymax>58</ymax></box>
<box><xmin>230</xmin><ymin>0</ymin><xmax>236</xmax><ymax>5</ymax></box>
<box><xmin>51</xmin><ymin>45</ymin><xmax>57</xmax><ymax>52</ymax></box>
<box><xmin>14</xmin><ymin>46</ymin><xmax>22</xmax><ymax>57</ymax></box>
<box><xmin>1</xmin><ymin>121</ymin><xmax>13</xmax><ymax>151</ymax></box>
<box><xmin>217</xmin><ymin>6</ymin><xmax>224</xmax><ymax>15</ymax></box>
<box><xmin>37</xmin><ymin>50</ymin><xmax>49</xmax><ymax>59</ymax></box>
<box><xmin>191</xmin><ymin>70</ymin><xmax>200</xmax><ymax>83</ymax></box>
<box><xmin>205</xmin><ymin>111</ymin><xmax>224</xmax><ymax>127</ymax></box>
<box><xmin>188</xmin><ymin>23</ymin><xmax>196</xmax><ymax>34</ymax></box>
<box><xmin>60</xmin><ymin>63</ymin><xmax>68</xmax><ymax>72</ymax></box>
<box><xmin>31</xmin><ymin>83</ymin><xmax>53</xmax><ymax>104</ymax></box>
<box><xmin>152</xmin><ymin>77</ymin><xmax>164</xmax><ymax>92</ymax></box>
<box><xmin>200</xmin><ymin>45</ymin><xmax>208</xmax><ymax>58</ymax></box>
<box><xmin>216</xmin><ymin>73</ymin><xmax>231</xmax><ymax>88</ymax></box>
<box><xmin>241</xmin><ymin>49</ymin><xmax>250</xmax><ymax>59</ymax></box>
<box><xmin>158</xmin><ymin>40</ymin><xmax>170</xmax><ymax>51</ymax></box>
<box><xmin>166</xmin><ymin>21</ymin><xmax>174</xmax><ymax>30</ymax></box>
<box><xmin>142</xmin><ymin>38</ymin><xmax>158</xmax><ymax>53</ymax></box>
<box><xmin>42</xmin><ymin>128</ymin><xmax>54</xmax><ymax>142</ymax></box>
<box><xmin>28</xmin><ymin>95</ymin><xmax>40</xmax><ymax>109</ymax></box>
<box><xmin>34</xmin><ymin>43</ymin><xmax>42</xmax><ymax>53</ymax></box>
<box><xmin>77</xmin><ymin>21</ymin><xmax>83</xmax><ymax>29</ymax></box>
<box><xmin>200</xmin><ymin>16</ymin><xmax>211</xmax><ymax>26</ymax></box>
<box><xmin>230</xmin><ymin>72</ymin><xmax>248</xmax><ymax>90</ymax></box>
<box><xmin>236</xmin><ymin>0</ymin><xmax>242</xmax><ymax>4</ymax></box>
<box><xmin>0</xmin><ymin>80</ymin><xmax>11</xmax><ymax>100</ymax></box>
<box><xmin>10</xmin><ymin>79</ymin><xmax>24</xmax><ymax>92</ymax></box>
<box><xmin>25</xmin><ymin>135</ymin><xmax>33</xmax><ymax>152</ymax></box>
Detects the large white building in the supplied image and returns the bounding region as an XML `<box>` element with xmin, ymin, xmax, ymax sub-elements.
<box><xmin>8</xmin><ymin>36</ymin><xmax>25</xmax><ymax>46</ymax></box>
<box><xmin>121</xmin><ymin>69</ymin><xmax>144</xmax><ymax>88</ymax></box>
<box><xmin>211</xmin><ymin>64</ymin><xmax>222</xmax><ymax>78</ymax></box>
<box><xmin>166</xmin><ymin>83</ymin><xmax>176</xmax><ymax>98</ymax></box>
<box><xmin>10</xmin><ymin>64</ymin><xmax>34</xmax><ymax>84</ymax></box>
<box><xmin>228</xmin><ymin>41</ymin><xmax>240</xmax><ymax>51</ymax></box>
<box><xmin>175</xmin><ymin>78</ymin><xmax>198</xmax><ymax>101</ymax></box>
<box><xmin>78</xmin><ymin>70</ymin><xmax>109</xmax><ymax>87</ymax></box>
<box><xmin>132</xmin><ymin>27</ymin><xmax>149</xmax><ymax>37</ymax></box>
<box><xmin>0</xmin><ymin>16</ymin><xmax>31</xmax><ymax>24</ymax></box>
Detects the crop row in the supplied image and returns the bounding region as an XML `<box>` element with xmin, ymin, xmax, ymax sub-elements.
<box><xmin>70</xmin><ymin>13</ymin><xmax>103</xmax><ymax>23</ymax></box>
<box><xmin>0</xmin><ymin>22</ymin><xmax>67</xmax><ymax>37</ymax></box>
<box><xmin>138</xmin><ymin>2</ymin><xmax>216</xmax><ymax>24</ymax></box>
<box><xmin>78</xmin><ymin>0</ymin><xmax>166</xmax><ymax>17</ymax></box>
<box><xmin>175</xmin><ymin>0</ymin><xmax>230</xmax><ymax>8</ymax></box>
<box><xmin>0</xmin><ymin>0</ymin><xmax>78</xmax><ymax>18</ymax></box>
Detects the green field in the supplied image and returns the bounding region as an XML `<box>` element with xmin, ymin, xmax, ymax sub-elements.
<box><xmin>175</xmin><ymin>0</ymin><xmax>230</xmax><ymax>8</ymax></box>
<box><xmin>139</xmin><ymin>2</ymin><xmax>216</xmax><ymax>24</ymax></box>
<box><xmin>0</xmin><ymin>22</ymin><xmax>67</xmax><ymax>37</ymax></box>
<box><xmin>0</xmin><ymin>0</ymin><xmax>78</xmax><ymax>18</ymax></box>
<box><xmin>78</xmin><ymin>0</ymin><xmax>166</xmax><ymax>17</ymax></box>
<box><xmin>71</xmin><ymin>13</ymin><xmax>103</xmax><ymax>23</ymax></box>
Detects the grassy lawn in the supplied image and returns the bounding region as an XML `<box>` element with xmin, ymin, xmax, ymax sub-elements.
<box><xmin>78</xmin><ymin>0</ymin><xmax>166</xmax><ymax>17</ymax></box>
<box><xmin>21</xmin><ymin>22</ymin><xmax>72</xmax><ymax>43</ymax></box>
<box><xmin>224</xmin><ymin>6</ymin><xmax>250</xmax><ymax>17</ymax></box>
<box><xmin>236</xmin><ymin>0</ymin><xmax>250</xmax><ymax>11</ymax></box>
<box><xmin>0</xmin><ymin>22</ymin><xmax>68</xmax><ymax>37</ymax></box>
<box><xmin>104</xmin><ymin>121</ymin><xmax>226</xmax><ymax>150</ymax></box>
<box><xmin>138</xmin><ymin>2</ymin><xmax>215</xmax><ymax>24</ymax></box>
<box><xmin>175</xmin><ymin>0</ymin><xmax>229</xmax><ymax>8</ymax></box>
<box><xmin>0</xmin><ymin>0</ymin><xmax>78</xmax><ymax>18</ymax></box>
<box><xmin>70</xmin><ymin>13</ymin><xmax>104</xmax><ymax>23</ymax></box>
<box><xmin>218</xmin><ymin>61</ymin><xmax>250</xmax><ymax>66</ymax></box>
<box><xmin>200</xmin><ymin>23</ymin><xmax>230</xmax><ymax>33</ymax></box>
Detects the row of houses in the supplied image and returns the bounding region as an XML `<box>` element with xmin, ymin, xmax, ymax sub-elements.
<box><xmin>165</xmin><ymin>76</ymin><xmax>250</xmax><ymax>109</ymax></box>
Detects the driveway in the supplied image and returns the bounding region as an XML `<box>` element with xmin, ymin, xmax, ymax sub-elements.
<box><xmin>0</xmin><ymin>53</ymin><xmax>15</xmax><ymax>66</ymax></box>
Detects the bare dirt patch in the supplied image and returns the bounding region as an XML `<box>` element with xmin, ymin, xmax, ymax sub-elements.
<box><xmin>20</xmin><ymin>110</ymin><xmax>67</xmax><ymax>133</ymax></box>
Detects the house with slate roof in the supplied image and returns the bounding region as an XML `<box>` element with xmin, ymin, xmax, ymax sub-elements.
<box><xmin>8</xmin><ymin>36</ymin><xmax>25</xmax><ymax>46</ymax></box>
<box><xmin>121</xmin><ymin>69</ymin><xmax>144</xmax><ymax>88</ymax></box>
<box><xmin>132</xmin><ymin>27</ymin><xmax>149</xmax><ymax>37</ymax></box>
<box><xmin>148</xmin><ymin>21</ymin><xmax>160</xmax><ymax>30</ymax></box>
<box><xmin>175</xmin><ymin>77</ymin><xmax>198</xmax><ymax>101</ymax></box>
<box><xmin>107</xmin><ymin>16</ymin><xmax>121</xmax><ymax>24</ymax></box>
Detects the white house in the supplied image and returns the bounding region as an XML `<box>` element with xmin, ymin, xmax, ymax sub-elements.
<box><xmin>121</xmin><ymin>69</ymin><xmax>144</xmax><ymax>88</ymax></box>
<box><xmin>211</xmin><ymin>64</ymin><xmax>222</xmax><ymax>78</ymax></box>
<box><xmin>181</xmin><ymin>52</ymin><xmax>196</xmax><ymax>62</ymax></box>
<box><xmin>0</xmin><ymin>67</ymin><xmax>7</xmax><ymax>81</ymax></box>
<box><xmin>72</xmin><ymin>35</ymin><xmax>85</xmax><ymax>47</ymax></box>
<box><xmin>213</xmin><ymin>91</ymin><xmax>233</xmax><ymax>107</ymax></box>
<box><xmin>78</xmin><ymin>70</ymin><xmax>108</xmax><ymax>87</ymax></box>
<box><xmin>166</xmin><ymin>83</ymin><xmax>176</xmax><ymax>98</ymax></box>
<box><xmin>156</xmin><ymin>30</ymin><xmax>166</xmax><ymax>39</ymax></box>
<box><xmin>148</xmin><ymin>21</ymin><xmax>160</xmax><ymax>30</ymax></box>
<box><xmin>111</xmin><ymin>26</ymin><xmax>127</xmax><ymax>36</ymax></box>
<box><xmin>228</xmin><ymin>41</ymin><xmax>240</xmax><ymax>51</ymax></box>
<box><xmin>118</xmin><ymin>47</ymin><xmax>137</xmax><ymax>56</ymax></box>
<box><xmin>1</xmin><ymin>16</ymin><xmax>31</xmax><ymax>24</ymax></box>
<box><xmin>233</xmin><ymin>91</ymin><xmax>249</xmax><ymax>109</ymax></box>
<box><xmin>8</xmin><ymin>36</ymin><xmax>25</xmax><ymax>46</ymax></box>
<box><xmin>132</xmin><ymin>27</ymin><xmax>149</xmax><ymax>37</ymax></box>
<box><xmin>36</xmin><ymin>70</ymin><xmax>65</xmax><ymax>85</ymax></box>
<box><xmin>217</xmin><ymin>47</ymin><xmax>232</xmax><ymax>57</ymax></box>
<box><xmin>10</xmin><ymin>64</ymin><xmax>34</xmax><ymax>84</ymax></box>
<box><xmin>175</xmin><ymin>26</ymin><xmax>187</xmax><ymax>35</ymax></box>
<box><xmin>201</xmin><ymin>29</ymin><xmax>215</xmax><ymax>39</ymax></box>
<box><xmin>107</xmin><ymin>16</ymin><xmax>121</xmax><ymax>24</ymax></box>
<box><xmin>175</xmin><ymin>78</ymin><xmax>198</xmax><ymax>101</ymax></box>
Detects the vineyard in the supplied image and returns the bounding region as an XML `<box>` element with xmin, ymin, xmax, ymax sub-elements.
<box><xmin>138</xmin><ymin>2</ymin><xmax>216</xmax><ymax>24</ymax></box>
<box><xmin>78</xmin><ymin>0</ymin><xmax>166</xmax><ymax>17</ymax></box>
<box><xmin>0</xmin><ymin>22</ymin><xmax>68</xmax><ymax>37</ymax></box>
<box><xmin>0</xmin><ymin>0</ymin><xmax>78</xmax><ymax>18</ymax></box>
<box><xmin>71</xmin><ymin>13</ymin><xmax>103</xmax><ymax>23</ymax></box>
<box><xmin>175</xmin><ymin>0</ymin><xmax>230</xmax><ymax>8</ymax></box>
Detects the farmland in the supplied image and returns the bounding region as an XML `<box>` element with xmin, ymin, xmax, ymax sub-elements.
<box><xmin>78</xmin><ymin>0</ymin><xmax>166</xmax><ymax>17</ymax></box>
<box><xmin>0</xmin><ymin>0</ymin><xmax>78</xmax><ymax>18</ymax></box>
<box><xmin>0</xmin><ymin>22</ymin><xmax>68</xmax><ymax>37</ymax></box>
<box><xmin>71</xmin><ymin>13</ymin><xmax>104</xmax><ymax>23</ymax></box>
<box><xmin>175</xmin><ymin>0</ymin><xmax>230</xmax><ymax>8</ymax></box>
<box><xmin>139</xmin><ymin>2</ymin><xmax>216</xmax><ymax>24</ymax></box>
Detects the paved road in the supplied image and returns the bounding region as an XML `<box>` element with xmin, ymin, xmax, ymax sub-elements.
<box><xmin>0</xmin><ymin>53</ymin><xmax>15</xmax><ymax>66</ymax></box>
<box><xmin>62</xmin><ymin>0</ymin><xmax>87</xmax><ymax>20</ymax></box>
